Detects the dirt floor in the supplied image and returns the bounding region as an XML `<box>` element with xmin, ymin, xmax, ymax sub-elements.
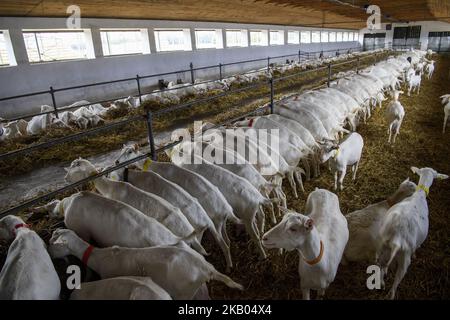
<box><xmin>0</xmin><ymin>52</ymin><xmax>448</xmax><ymax>300</ymax></box>
<box><xmin>204</xmin><ymin>53</ymin><xmax>450</xmax><ymax>300</ymax></box>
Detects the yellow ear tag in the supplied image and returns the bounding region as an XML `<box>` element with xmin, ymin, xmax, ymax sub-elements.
<box><xmin>142</xmin><ymin>158</ymin><xmax>152</xmax><ymax>172</ymax></box>
<box><xmin>416</xmin><ymin>184</ymin><xmax>429</xmax><ymax>197</ymax></box>
<box><xmin>59</xmin><ymin>201</ymin><xmax>65</xmax><ymax>216</ymax></box>
<box><xmin>333</xmin><ymin>148</ymin><xmax>340</xmax><ymax>159</ymax></box>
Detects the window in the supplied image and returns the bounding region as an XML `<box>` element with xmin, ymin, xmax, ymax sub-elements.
<box><xmin>348</xmin><ymin>32</ymin><xmax>354</xmax><ymax>41</ymax></box>
<box><xmin>301</xmin><ymin>31</ymin><xmax>311</xmax><ymax>43</ymax></box>
<box><xmin>329</xmin><ymin>32</ymin><xmax>336</xmax><ymax>42</ymax></box>
<box><xmin>287</xmin><ymin>31</ymin><xmax>299</xmax><ymax>44</ymax></box>
<box><xmin>0</xmin><ymin>32</ymin><xmax>10</xmax><ymax>66</ymax></box>
<box><xmin>311</xmin><ymin>31</ymin><xmax>320</xmax><ymax>43</ymax></box>
<box><xmin>354</xmin><ymin>32</ymin><xmax>359</xmax><ymax>41</ymax></box>
<box><xmin>343</xmin><ymin>32</ymin><xmax>349</xmax><ymax>41</ymax></box>
<box><xmin>23</xmin><ymin>30</ymin><xmax>90</xmax><ymax>63</ymax></box>
<box><xmin>270</xmin><ymin>30</ymin><xmax>284</xmax><ymax>45</ymax></box>
<box><xmin>154</xmin><ymin>29</ymin><xmax>191</xmax><ymax>52</ymax></box>
<box><xmin>226</xmin><ymin>30</ymin><xmax>248</xmax><ymax>47</ymax></box>
<box><xmin>321</xmin><ymin>31</ymin><xmax>329</xmax><ymax>42</ymax></box>
<box><xmin>336</xmin><ymin>32</ymin><xmax>343</xmax><ymax>42</ymax></box>
<box><xmin>195</xmin><ymin>29</ymin><xmax>223</xmax><ymax>49</ymax></box>
<box><xmin>100</xmin><ymin>30</ymin><xmax>150</xmax><ymax>56</ymax></box>
<box><xmin>250</xmin><ymin>30</ymin><xmax>268</xmax><ymax>46</ymax></box>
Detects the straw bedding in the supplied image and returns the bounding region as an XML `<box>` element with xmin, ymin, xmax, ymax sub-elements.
<box><xmin>3</xmin><ymin>51</ymin><xmax>447</xmax><ymax>300</ymax></box>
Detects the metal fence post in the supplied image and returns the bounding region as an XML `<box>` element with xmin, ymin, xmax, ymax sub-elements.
<box><xmin>145</xmin><ymin>110</ymin><xmax>157</xmax><ymax>161</ymax></box>
<box><xmin>269</xmin><ymin>77</ymin><xmax>274</xmax><ymax>114</ymax></box>
<box><xmin>267</xmin><ymin>57</ymin><xmax>271</xmax><ymax>72</ymax></box>
<box><xmin>356</xmin><ymin>57</ymin><xmax>360</xmax><ymax>74</ymax></box>
<box><xmin>136</xmin><ymin>75</ymin><xmax>142</xmax><ymax>104</ymax></box>
<box><xmin>327</xmin><ymin>63</ymin><xmax>332</xmax><ymax>87</ymax></box>
<box><xmin>219</xmin><ymin>63</ymin><xmax>223</xmax><ymax>81</ymax></box>
<box><xmin>190</xmin><ymin>62</ymin><xmax>195</xmax><ymax>83</ymax></box>
<box><xmin>49</xmin><ymin>86</ymin><xmax>59</xmax><ymax>118</ymax></box>
<box><xmin>298</xmin><ymin>50</ymin><xmax>301</xmax><ymax>63</ymax></box>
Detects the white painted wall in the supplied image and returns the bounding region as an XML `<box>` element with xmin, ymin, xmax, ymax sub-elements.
<box><xmin>359</xmin><ymin>20</ymin><xmax>450</xmax><ymax>50</ymax></box>
<box><xmin>0</xmin><ymin>17</ymin><xmax>359</xmax><ymax>118</ymax></box>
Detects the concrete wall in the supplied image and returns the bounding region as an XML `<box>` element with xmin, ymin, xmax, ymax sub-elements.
<box><xmin>359</xmin><ymin>21</ymin><xmax>450</xmax><ymax>51</ymax></box>
<box><xmin>0</xmin><ymin>17</ymin><xmax>359</xmax><ymax>118</ymax></box>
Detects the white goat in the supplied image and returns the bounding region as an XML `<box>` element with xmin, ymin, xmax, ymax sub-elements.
<box><xmin>46</xmin><ymin>191</ymin><xmax>193</xmax><ymax>249</ymax></box>
<box><xmin>407</xmin><ymin>71</ymin><xmax>422</xmax><ymax>96</ymax></box>
<box><xmin>49</xmin><ymin>229</ymin><xmax>243</xmax><ymax>300</ymax></box>
<box><xmin>425</xmin><ymin>61</ymin><xmax>435</xmax><ymax>79</ymax></box>
<box><xmin>70</xmin><ymin>277</ymin><xmax>172</xmax><ymax>300</ymax></box>
<box><xmin>440</xmin><ymin>94</ymin><xmax>450</xmax><ymax>133</ymax></box>
<box><xmin>0</xmin><ymin>215</ymin><xmax>61</xmax><ymax>300</ymax></box>
<box><xmin>376</xmin><ymin>167</ymin><xmax>448</xmax><ymax>299</ymax></box>
<box><xmin>385</xmin><ymin>90</ymin><xmax>405</xmax><ymax>143</ymax></box>
<box><xmin>64</xmin><ymin>158</ymin><xmax>207</xmax><ymax>255</ymax></box>
<box><xmin>114</xmin><ymin>168</ymin><xmax>226</xmax><ymax>261</ymax></box>
<box><xmin>114</xmin><ymin>148</ymin><xmax>238</xmax><ymax>270</ymax></box>
<box><xmin>320</xmin><ymin>132</ymin><xmax>364</xmax><ymax>191</ymax></box>
<box><xmin>344</xmin><ymin>178</ymin><xmax>417</xmax><ymax>263</ymax></box>
<box><xmin>262</xmin><ymin>189</ymin><xmax>348</xmax><ymax>300</ymax></box>
<box><xmin>170</xmin><ymin>150</ymin><xmax>272</xmax><ymax>259</ymax></box>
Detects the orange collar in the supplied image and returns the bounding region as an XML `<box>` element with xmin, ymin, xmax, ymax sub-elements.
<box><xmin>304</xmin><ymin>240</ymin><xmax>324</xmax><ymax>266</ymax></box>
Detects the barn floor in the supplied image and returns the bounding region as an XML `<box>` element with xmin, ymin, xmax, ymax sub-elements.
<box><xmin>1</xmin><ymin>53</ymin><xmax>449</xmax><ymax>300</ymax></box>
<box><xmin>206</xmin><ymin>54</ymin><xmax>450</xmax><ymax>300</ymax></box>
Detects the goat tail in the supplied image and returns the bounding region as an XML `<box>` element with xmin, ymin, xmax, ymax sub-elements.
<box><xmin>181</xmin><ymin>227</ymin><xmax>207</xmax><ymax>247</ymax></box>
<box><xmin>212</xmin><ymin>270</ymin><xmax>244</xmax><ymax>291</ymax></box>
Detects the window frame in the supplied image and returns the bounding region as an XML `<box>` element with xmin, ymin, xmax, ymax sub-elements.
<box><xmin>100</xmin><ymin>29</ymin><xmax>150</xmax><ymax>57</ymax></box>
<box><xmin>194</xmin><ymin>29</ymin><xmax>223</xmax><ymax>50</ymax></box>
<box><xmin>154</xmin><ymin>29</ymin><xmax>192</xmax><ymax>52</ymax></box>
<box><xmin>300</xmin><ymin>31</ymin><xmax>311</xmax><ymax>44</ymax></box>
<box><xmin>343</xmin><ymin>32</ymin><xmax>349</xmax><ymax>42</ymax></box>
<box><xmin>329</xmin><ymin>32</ymin><xmax>336</xmax><ymax>42</ymax></box>
<box><xmin>269</xmin><ymin>30</ymin><xmax>284</xmax><ymax>46</ymax></box>
<box><xmin>22</xmin><ymin>29</ymin><xmax>91</xmax><ymax>64</ymax></box>
<box><xmin>311</xmin><ymin>31</ymin><xmax>321</xmax><ymax>43</ymax></box>
<box><xmin>287</xmin><ymin>30</ymin><xmax>299</xmax><ymax>45</ymax></box>
<box><xmin>226</xmin><ymin>29</ymin><xmax>248</xmax><ymax>48</ymax></box>
<box><xmin>0</xmin><ymin>31</ymin><xmax>11</xmax><ymax>66</ymax></box>
<box><xmin>249</xmin><ymin>30</ymin><xmax>268</xmax><ymax>46</ymax></box>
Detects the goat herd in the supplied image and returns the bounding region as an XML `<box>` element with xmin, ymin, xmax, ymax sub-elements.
<box><xmin>0</xmin><ymin>49</ymin><xmax>381</xmax><ymax>141</ymax></box>
<box><xmin>0</xmin><ymin>49</ymin><xmax>448</xmax><ymax>301</ymax></box>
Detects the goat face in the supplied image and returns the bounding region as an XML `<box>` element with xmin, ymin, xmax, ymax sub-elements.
<box><xmin>64</xmin><ymin>158</ymin><xmax>97</xmax><ymax>183</ymax></box>
<box><xmin>262</xmin><ymin>211</ymin><xmax>314</xmax><ymax>252</ymax></box>
<box><xmin>115</xmin><ymin>144</ymin><xmax>141</xmax><ymax>165</ymax></box>
<box><xmin>48</xmin><ymin>229</ymin><xmax>76</xmax><ymax>259</ymax></box>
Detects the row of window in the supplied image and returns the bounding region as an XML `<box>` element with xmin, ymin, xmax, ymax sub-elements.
<box><xmin>0</xmin><ymin>28</ymin><xmax>360</xmax><ymax>65</ymax></box>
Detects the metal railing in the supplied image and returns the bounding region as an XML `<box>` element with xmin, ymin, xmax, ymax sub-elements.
<box><xmin>0</xmin><ymin>45</ymin><xmax>364</xmax><ymax>123</ymax></box>
<box><xmin>0</xmin><ymin>48</ymin><xmax>392</xmax><ymax>218</ymax></box>
<box><xmin>0</xmin><ymin>47</ymin><xmax>376</xmax><ymax>164</ymax></box>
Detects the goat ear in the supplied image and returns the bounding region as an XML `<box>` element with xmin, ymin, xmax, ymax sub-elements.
<box><xmin>304</xmin><ymin>219</ymin><xmax>314</xmax><ymax>230</ymax></box>
<box><xmin>436</xmin><ymin>173</ymin><xmax>449</xmax><ymax>180</ymax></box>
<box><xmin>411</xmin><ymin>166</ymin><xmax>420</xmax><ymax>175</ymax></box>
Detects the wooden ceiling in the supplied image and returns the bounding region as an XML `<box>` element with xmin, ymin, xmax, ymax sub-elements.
<box><xmin>0</xmin><ymin>0</ymin><xmax>449</xmax><ymax>29</ymax></box>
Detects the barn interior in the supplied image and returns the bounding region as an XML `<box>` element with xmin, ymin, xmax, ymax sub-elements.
<box><xmin>0</xmin><ymin>0</ymin><xmax>449</xmax><ymax>301</ymax></box>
